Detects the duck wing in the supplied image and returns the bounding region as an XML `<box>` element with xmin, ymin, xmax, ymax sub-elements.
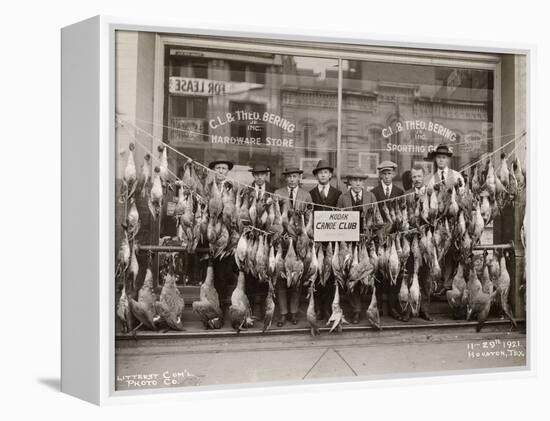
<box><xmin>192</xmin><ymin>300</ymin><xmax>223</xmax><ymax>329</ymax></box>
<box><xmin>129</xmin><ymin>298</ymin><xmax>156</xmax><ymax>330</ymax></box>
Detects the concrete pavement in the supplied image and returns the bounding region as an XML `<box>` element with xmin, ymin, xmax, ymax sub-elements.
<box><xmin>115</xmin><ymin>324</ymin><xmax>526</xmax><ymax>391</ymax></box>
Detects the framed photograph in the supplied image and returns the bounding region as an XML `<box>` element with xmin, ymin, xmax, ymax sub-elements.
<box><xmin>359</xmin><ymin>152</ymin><xmax>380</xmax><ymax>178</ymax></box>
<box><xmin>300</xmin><ymin>157</ymin><xmax>321</xmax><ymax>186</ymax></box>
<box><xmin>413</xmin><ymin>160</ymin><xmax>434</xmax><ymax>177</ymax></box>
<box><xmin>61</xmin><ymin>16</ymin><xmax>531</xmax><ymax>405</ymax></box>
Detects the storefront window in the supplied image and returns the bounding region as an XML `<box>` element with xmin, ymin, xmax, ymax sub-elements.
<box><xmin>340</xmin><ymin>60</ymin><xmax>494</xmax><ymax>188</ymax></box>
<box><xmin>162</xmin><ymin>46</ymin><xmax>338</xmax><ymax>190</ymax></box>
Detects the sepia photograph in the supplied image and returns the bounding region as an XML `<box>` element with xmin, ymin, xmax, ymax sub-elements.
<box><xmin>113</xmin><ymin>29</ymin><xmax>528</xmax><ymax>392</ymax></box>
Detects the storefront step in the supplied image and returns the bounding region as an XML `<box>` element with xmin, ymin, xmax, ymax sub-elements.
<box><xmin>116</xmin><ymin>315</ymin><xmax>524</xmax><ymax>340</ymax></box>
<box><xmin>176</xmin><ymin>286</ymin><xmax>464</xmax><ymax>318</ymax></box>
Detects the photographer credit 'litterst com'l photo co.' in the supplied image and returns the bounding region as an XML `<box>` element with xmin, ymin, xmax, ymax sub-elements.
<box><xmin>61</xmin><ymin>16</ymin><xmax>530</xmax><ymax>404</ymax></box>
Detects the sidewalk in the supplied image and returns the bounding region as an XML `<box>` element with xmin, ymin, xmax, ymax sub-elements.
<box><xmin>115</xmin><ymin>323</ymin><xmax>526</xmax><ymax>391</ymax></box>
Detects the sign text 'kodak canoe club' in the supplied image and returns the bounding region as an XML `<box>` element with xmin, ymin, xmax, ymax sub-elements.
<box><xmin>314</xmin><ymin>211</ymin><xmax>360</xmax><ymax>242</ymax></box>
<box><xmin>209</xmin><ymin>111</ymin><xmax>296</xmax><ymax>148</ymax></box>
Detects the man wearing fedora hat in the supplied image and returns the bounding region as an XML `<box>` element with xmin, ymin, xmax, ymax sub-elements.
<box><xmin>274</xmin><ymin>167</ymin><xmax>312</xmax><ymax>212</ymax></box>
<box><xmin>337</xmin><ymin>167</ymin><xmax>376</xmax><ymax>323</ymax></box>
<box><xmin>248</xmin><ymin>163</ymin><xmax>275</xmax><ymax>200</ymax></box>
<box><xmin>309</xmin><ymin>160</ymin><xmax>342</xmax><ymax>321</ymax></box>
<box><xmin>425</xmin><ymin>144</ymin><xmax>464</xmax><ymax>191</ymax></box>
<box><xmin>206</xmin><ymin>153</ymin><xmax>237</xmax><ymax>319</ymax></box>
<box><xmin>426</xmin><ymin>144</ymin><xmax>464</xmax><ymax>296</ymax></box>
<box><xmin>309</xmin><ymin>160</ymin><xmax>342</xmax><ymax>211</ymax></box>
<box><xmin>206</xmin><ymin>153</ymin><xmax>234</xmax><ymax>195</ymax></box>
<box><xmin>274</xmin><ymin>167</ymin><xmax>312</xmax><ymax>326</ymax></box>
<box><xmin>370</xmin><ymin>160</ymin><xmax>406</xmax><ymax>321</ymax></box>
<box><xmin>245</xmin><ymin>163</ymin><xmax>275</xmax><ymax>318</ymax></box>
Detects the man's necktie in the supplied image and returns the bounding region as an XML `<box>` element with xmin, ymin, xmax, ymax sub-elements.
<box><xmin>441</xmin><ymin>171</ymin><xmax>445</xmax><ymax>183</ymax></box>
<box><xmin>385</xmin><ymin>186</ymin><xmax>390</xmax><ymax>199</ymax></box>
<box><xmin>323</xmin><ymin>186</ymin><xmax>328</xmax><ymax>200</ymax></box>
<box><xmin>289</xmin><ymin>187</ymin><xmax>295</xmax><ymax>207</ymax></box>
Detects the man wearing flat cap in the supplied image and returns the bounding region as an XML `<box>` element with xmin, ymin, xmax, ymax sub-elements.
<box><xmin>274</xmin><ymin>167</ymin><xmax>312</xmax><ymax>326</ymax></box>
<box><xmin>371</xmin><ymin>161</ymin><xmax>405</xmax><ymax>218</ymax></box>
<box><xmin>337</xmin><ymin>167</ymin><xmax>376</xmax><ymax>324</ymax></box>
<box><xmin>370</xmin><ymin>160</ymin><xmax>405</xmax><ymax>321</ymax></box>
<box><xmin>309</xmin><ymin>160</ymin><xmax>342</xmax><ymax>322</ymax></box>
<box><xmin>426</xmin><ymin>144</ymin><xmax>464</xmax><ymax>295</ymax></box>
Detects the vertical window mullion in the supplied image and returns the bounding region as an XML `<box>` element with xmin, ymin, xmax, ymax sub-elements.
<box><xmin>336</xmin><ymin>57</ymin><xmax>343</xmax><ymax>185</ymax></box>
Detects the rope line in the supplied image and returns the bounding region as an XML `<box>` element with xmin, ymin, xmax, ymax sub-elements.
<box><xmin>117</xmin><ymin>117</ymin><xmax>526</xmax><ymax>212</ymax></box>
<box><xmin>128</xmin><ymin>115</ymin><xmax>519</xmax><ymax>151</ymax></box>
<box><xmin>121</xmin><ymin>123</ymin><xmax>277</xmax><ymax>238</ymax></box>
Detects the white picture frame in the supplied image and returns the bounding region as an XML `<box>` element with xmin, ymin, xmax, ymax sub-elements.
<box><xmin>61</xmin><ymin>15</ymin><xmax>534</xmax><ymax>406</ymax></box>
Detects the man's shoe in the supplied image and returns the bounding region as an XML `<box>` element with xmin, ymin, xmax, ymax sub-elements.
<box><xmin>277</xmin><ymin>315</ymin><xmax>286</xmax><ymax>327</ymax></box>
<box><xmin>290</xmin><ymin>313</ymin><xmax>298</xmax><ymax>325</ymax></box>
<box><xmin>420</xmin><ymin>310</ymin><xmax>433</xmax><ymax>321</ymax></box>
<box><xmin>390</xmin><ymin>309</ymin><xmax>403</xmax><ymax>321</ymax></box>
<box><xmin>352</xmin><ymin>312</ymin><xmax>361</xmax><ymax>324</ymax></box>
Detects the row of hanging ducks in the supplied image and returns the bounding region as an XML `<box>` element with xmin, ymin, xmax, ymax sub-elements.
<box><xmin>116</xmin><ymin>141</ymin><xmax>525</xmax><ymax>335</ymax></box>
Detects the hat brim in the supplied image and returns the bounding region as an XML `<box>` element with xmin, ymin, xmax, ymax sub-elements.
<box><xmin>312</xmin><ymin>166</ymin><xmax>334</xmax><ymax>174</ymax></box>
<box><xmin>346</xmin><ymin>174</ymin><xmax>368</xmax><ymax>180</ymax></box>
<box><xmin>209</xmin><ymin>160</ymin><xmax>234</xmax><ymax>170</ymax></box>
<box><xmin>377</xmin><ymin>167</ymin><xmax>396</xmax><ymax>172</ymax></box>
<box><xmin>282</xmin><ymin>170</ymin><xmax>304</xmax><ymax>175</ymax></box>
<box><xmin>248</xmin><ymin>168</ymin><xmax>270</xmax><ymax>173</ymax></box>
<box><xmin>428</xmin><ymin>151</ymin><xmax>453</xmax><ymax>159</ymax></box>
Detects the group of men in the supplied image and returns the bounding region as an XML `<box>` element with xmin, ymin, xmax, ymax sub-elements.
<box><xmin>206</xmin><ymin>144</ymin><xmax>462</xmax><ymax>327</ymax></box>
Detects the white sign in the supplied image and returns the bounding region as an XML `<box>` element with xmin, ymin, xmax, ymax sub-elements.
<box><xmin>169</xmin><ymin>77</ymin><xmax>263</xmax><ymax>96</ymax></box>
<box><xmin>313</xmin><ymin>211</ymin><xmax>360</xmax><ymax>242</ymax></box>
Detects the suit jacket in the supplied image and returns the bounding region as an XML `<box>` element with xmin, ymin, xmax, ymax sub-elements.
<box><xmin>425</xmin><ymin>168</ymin><xmax>464</xmax><ymax>190</ymax></box>
<box><xmin>370</xmin><ymin>182</ymin><xmax>405</xmax><ymax>222</ymax></box>
<box><xmin>336</xmin><ymin>188</ymin><xmax>376</xmax><ymax>210</ymax></box>
<box><xmin>405</xmin><ymin>186</ymin><xmax>426</xmax><ymax>208</ymax></box>
<box><xmin>274</xmin><ymin>185</ymin><xmax>312</xmax><ymax>211</ymax></box>
<box><xmin>309</xmin><ymin>184</ymin><xmax>342</xmax><ymax>211</ymax></box>
<box><xmin>247</xmin><ymin>181</ymin><xmax>275</xmax><ymax>201</ymax></box>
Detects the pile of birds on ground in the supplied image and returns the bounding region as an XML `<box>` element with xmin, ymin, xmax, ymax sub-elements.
<box><xmin>116</xmin><ymin>140</ymin><xmax>526</xmax><ymax>336</ymax></box>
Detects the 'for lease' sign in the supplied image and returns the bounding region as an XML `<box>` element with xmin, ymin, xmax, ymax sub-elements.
<box><xmin>313</xmin><ymin>211</ymin><xmax>360</xmax><ymax>242</ymax></box>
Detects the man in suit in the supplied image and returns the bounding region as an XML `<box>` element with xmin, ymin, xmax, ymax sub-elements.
<box><xmin>370</xmin><ymin>161</ymin><xmax>405</xmax><ymax>321</ymax></box>
<box><xmin>245</xmin><ymin>163</ymin><xmax>275</xmax><ymax>319</ymax></box>
<box><xmin>402</xmin><ymin>164</ymin><xmax>433</xmax><ymax>321</ymax></box>
<box><xmin>248</xmin><ymin>163</ymin><xmax>275</xmax><ymax>200</ymax></box>
<box><xmin>425</xmin><ymin>144</ymin><xmax>464</xmax><ymax>294</ymax></box>
<box><xmin>207</xmin><ymin>153</ymin><xmax>237</xmax><ymax>322</ymax></box>
<box><xmin>309</xmin><ymin>160</ymin><xmax>342</xmax><ymax>211</ymax></box>
<box><xmin>425</xmin><ymin>144</ymin><xmax>465</xmax><ymax>192</ymax></box>
<box><xmin>308</xmin><ymin>160</ymin><xmax>342</xmax><ymax>321</ymax></box>
<box><xmin>274</xmin><ymin>167</ymin><xmax>312</xmax><ymax>326</ymax></box>
<box><xmin>337</xmin><ymin>167</ymin><xmax>376</xmax><ymax>323</ymax></box>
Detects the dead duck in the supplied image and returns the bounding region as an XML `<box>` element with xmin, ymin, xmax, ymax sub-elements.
<box><xmin>154</xmin><ymin>255</ymin><xmax>185</xmax><ymax>331</ymax></box>
<box><xmin>229</xmin><ymin>271</ymin><xmax>253</xmax><ymax>332</ymax></box>
<box><xmin>192</xmin><ymin>260</ymin><xmax>223</xmax><ymax>329</ymax></box>
<box><xmin>129</xmin><ymin>259</ymin><xmax>157</xmax><ymax>331</ymax></box>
